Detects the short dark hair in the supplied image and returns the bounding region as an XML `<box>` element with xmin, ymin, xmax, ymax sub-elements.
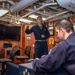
<box><xmin>55</xmin><ymin>18</ymin><xmax>74</xmax><ymax>33</ymax></box>
<box><xmin>37</xmin><ymin>16</ymin><xmax>42</xmax><ymax>19</ymax></box>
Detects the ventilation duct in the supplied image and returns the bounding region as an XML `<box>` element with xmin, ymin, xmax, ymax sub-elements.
<box><xmin>10</xmin><ymin>0</ymin><xmax>38</xmax><ymax>13</ymax></box>
<box><xmin>57</xmin><ymin>0</ymin><xmax>75</xmax><ymax>12</ymax></box>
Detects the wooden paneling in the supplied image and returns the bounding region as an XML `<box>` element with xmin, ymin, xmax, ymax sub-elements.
<box><xmin>25</xmin><ymin>25</ymin><xmax>35</xmax><ymax>58</ymax></box>
<box><xmin>0</xmin><ymin>15</ymin><xmax>75</xmax><ymax>62</ymax></box>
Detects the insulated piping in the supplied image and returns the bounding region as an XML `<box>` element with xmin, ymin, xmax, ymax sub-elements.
<box><xmin>21</xmin><ymin>2</ymin><xmax>57</xmax><ymax>18</ymax></box>
<box><xmin>26</xmin><ymin>9</ymin><xmax>51</xmax><ymax>16</ymax></box>
<box><xmin>7</xmin><ymin>0</ymin><xmax>15</xmax><ymax>5</ymax></box>
<box><xmin>46</xmin><ymin>10</ymin><xmax>69</xmax><ymax>20</ymax></box>
<box><xmin>48</xmin><ymin>13</ymin><xmax>74</xmax><ymax>22</ymax></box>
<box><xmin>0</xmin><ymin>0</ymin><xmax>6</xmax><ymax>1</ymax></box>
<box><xmin>10</xmin><ymin>0</ymin><xmax>38</xmax><ymax>13</ymax></box>
<box><xmin>0</xmin><ymin>0</ymin><xmax>15</xmax><ymax>5</ymax></box>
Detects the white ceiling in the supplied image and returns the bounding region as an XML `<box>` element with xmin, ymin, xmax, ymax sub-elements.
<box><xmin>0</xmin><ymin>0</ymin><xmax>74</xmax><ymax>25</ymax></box>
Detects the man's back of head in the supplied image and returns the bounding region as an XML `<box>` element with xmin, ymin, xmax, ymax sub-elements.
<box><xmin>55</xmin><ymin>18</ymin><xmax>74</xmax><ymax>33</ymax></box>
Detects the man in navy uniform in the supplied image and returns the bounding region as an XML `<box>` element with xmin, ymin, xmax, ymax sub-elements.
<box><xmin>32</xmin><ymin>18</ymin><xmax>75</xmax><ymax>75</ymax></box>
<box><xmin>25</xmin><ymin>16</ymin><xmax>50</xmax><ymax>58</ymax></box>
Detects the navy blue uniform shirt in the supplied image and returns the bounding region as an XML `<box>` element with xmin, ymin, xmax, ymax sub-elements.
<box><xmin>25</xmin><ymin>24</ymin><xmax>50</xmax><ymax>40</ymax></box>
<box><xmin>32</xmin><ymin>32</ymin><xmax>75</xmax><ymax>75</ymax></box>
<box><xmin>25</xmin><ymin>24</ymin><xmax>50</xmax><ymax>58</ymax></box>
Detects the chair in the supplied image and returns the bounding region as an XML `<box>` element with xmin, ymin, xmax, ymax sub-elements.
<box><xmin>0</xmin><ymin>58</ymin><xmax>12</xmax><ymax>74</ymax></box>
<box><xmin>10</xmin><ymin>45</ymin><xmax>20</xmax><ymax>62</ymax></box>
<box><xmin>16</xmin><ymin>46</ymin><xmax>31</xmax><ymax>63</ymax></box>
<box><xmin>6</xmin><ymin>62</ymin><xmax>19</xmax><ymax>75</ymax></box>
<box><xmin>0</xmin><ymin>46</ymin><xmax>20</xmax><ymax>74</ymax></box>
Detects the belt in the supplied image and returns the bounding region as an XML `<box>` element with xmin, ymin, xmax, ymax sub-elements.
<box><xmin>35</xmin><ymin>40</ymin><xmax>46</xmax><ymax>42</ymax></box>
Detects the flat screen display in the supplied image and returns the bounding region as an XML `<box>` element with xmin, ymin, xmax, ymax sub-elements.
<box><xmin>0</xmin><ymin>24</ymin><xmax>21</xmax><ymax>41</ymax></box>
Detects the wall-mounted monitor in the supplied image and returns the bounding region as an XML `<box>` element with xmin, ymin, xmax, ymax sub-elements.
<box><xmin>0</xmin><ymin>24</ymin><xmax>21</xmax><ymax>41</ymax></box>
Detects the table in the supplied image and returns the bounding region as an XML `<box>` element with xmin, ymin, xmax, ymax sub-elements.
<box><xmin>0</xmin><ymin>58</ymin><xmax>12</xmax><ymax>75</ymax></box>
<box><xmin>19</xmin><ymin>63</ymin><xmax>63</xmax><ymax>75</ymax></box>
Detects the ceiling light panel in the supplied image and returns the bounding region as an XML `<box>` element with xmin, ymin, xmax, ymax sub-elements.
<box><xmin>29</xmin><ymin>14</ymin><xmax>46</xmax><ymax>20</ymax></box>
<box><xmin>0</xmin><ymin>9</ymin><xmax>9</xmax><ymax>17</ymax></box>
<box><xmin>19</xmin><ymin>18</ymin><xmax>33</xmax><ymax>23</ymax></box>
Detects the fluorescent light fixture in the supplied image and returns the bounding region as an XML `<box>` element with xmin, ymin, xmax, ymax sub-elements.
<box><xmin>43</xmin><ymin>18</ymin><xmax>46</xmax><ymax>20</ymax></box>
<box><xmin>19</xmin><ymin>18</ymin><xmax>33</xmax><ymax>23</ymax></box>
<box><xmin>48</xmin><ymin>27</ymin><xmax>53</xmax><ymax>30</ymax></box>
<box><xmin>29</xmin><ymin>14</ymin><xmax>46</xmax><ymax>20</ymax></box>
<box><xmin>29</xmin><ymin>14</ymin><xmax>38</xmax><ymax>19</ymax></box>
<box><xmin>0</xmin><ymin>9</ymin><xmax>9</xmax><ymax>17</ymax></box>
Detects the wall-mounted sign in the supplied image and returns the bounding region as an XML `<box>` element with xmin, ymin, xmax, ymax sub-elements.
<box><xmin>26</xmin><ymin>34</ymin><xmax>31</xmax><ymax>40</ymax></box>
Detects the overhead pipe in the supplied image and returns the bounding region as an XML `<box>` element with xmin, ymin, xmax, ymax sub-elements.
<box><xmin>2</xmin><ymin>3</ymin><xmax>5</xmax><ymax>8</ymax></box>
<box><xmin>46</xmin><ymin>10</ymin><xmax>70</xmax><ymax>20</ymax></box>
<box><xmin>21</xmin><ymin>2</ymin><xmax>57</xmax><ymax>18</ymax></box>
<box><xmin>10</xmin><ymin>0</ymin><xmax>38</xmax><ymax>13</ymax></box>
<box><xmin>49</xmin><ymin>13</ymin><xmax>74</xmax><ymax>22</ymax></box>
<box><xmin>0</xmin><ymin>0</ymin><xmax>6</xmax><ymax>1</ymax></box>
<box><xmin>27</xmin><ymin>8</ymin><xmax>54</xmax><ymax>16</ymax></box>
<box><xmin>7</xmin><ymin>0</ymin><xmax>15</xmax><ymax>5</ymax></box>
<box><xmin>0</xmin><ymin>0</ymin><xmax>15</xmax><ymax>5</ymax></box>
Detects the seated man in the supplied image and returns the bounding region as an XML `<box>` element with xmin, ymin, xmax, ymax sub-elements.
<box><xmin>32</xmin><ymin>18</ymin><xmax>75</xmax><ymax>75</ymax></box>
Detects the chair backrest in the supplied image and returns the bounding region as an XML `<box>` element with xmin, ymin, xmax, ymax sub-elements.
<box><xmin>10</xmin><ymin>46</ymin><xmax>19</xmax><ymax>61</ymax></box>
<box><xmin>24</xmin><ymin>46</ymin><xmax>31</xmax><ymax>58</ymax></box>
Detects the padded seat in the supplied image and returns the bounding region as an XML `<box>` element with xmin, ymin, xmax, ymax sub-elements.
<box><xmin>6</xmin><ymin>62</ymin><xmax>19</xmax><ymax>75</ymax></box>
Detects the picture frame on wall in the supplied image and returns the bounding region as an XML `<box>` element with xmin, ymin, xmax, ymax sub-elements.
<box><xmin>26</xmin><ymin>34</ymin><xmax>31</xmax><ymax>40</ymax></box>
<box><xmin>49</xmin><ymin>30</ymin><xmax>53</xmax><ymax>35</ymax></box>
<box><xmin>48</xmin><ymin>22</ymin><xmax>54</xmax><ymax>35</ymax></box>
<box><xmin>48</xmin><ymin>26</ymin><xmax>54</xmax><ymax>35</ymax></box>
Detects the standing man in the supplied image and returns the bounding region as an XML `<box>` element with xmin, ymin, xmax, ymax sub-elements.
<box><xmin>25</xmin><ymin>16</ymin><xmax>50</xmax><ymax>58</ymax></box>
<box><xmin>32</xmin><ymin>18</ymin><xmax>75</xmax><ymax>75</ymax></box>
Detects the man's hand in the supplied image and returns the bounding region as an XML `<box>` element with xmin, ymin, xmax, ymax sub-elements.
<box><xmin>41</xmin><ymin>55</ymin><xmax>45</xmax><ymax>58</ymax></box>
<box><xmin>35</xmin><ymin>58</ymin><xmax>39</xmax><ymax>60</ymax></box>
<box><xmin>41</xmin><ymin>34</ymin><xmax>45</xmax><ymax>38</ymax></box>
